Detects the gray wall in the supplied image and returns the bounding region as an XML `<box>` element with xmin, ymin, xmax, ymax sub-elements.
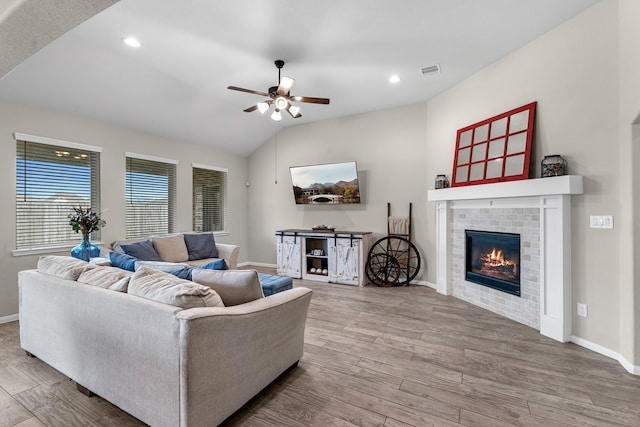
<box><xmin>247</xmin><ymin>1</ymin><xmax>639</xmax><ymax>367</ymax></box>
<box><xmin>0</xmin><ymin>99</ymin><xmax>249</xmax><ymax>320</ymax></box>
<box><xmin>247</xmin><ymin>104</ymin><xmax>429</xmax><ymax>278</ymax></box>
<box><xmin>426</xmin><ymin>0</ymin><xmax>620</xmax><ymax>350</ymax></box>
<box><xmin>618</xmin><ymin>0</ymin><xmax>640</xmax><ymax>366</ymax></box>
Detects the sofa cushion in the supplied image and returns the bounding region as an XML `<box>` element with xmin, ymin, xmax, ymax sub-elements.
<box><xmin>191</xmin><ymin>269</ymin><xmax>264</xmax><ymax>306</ymax></box>
<box><xmin>37</xmin><ymin>256</ymin><xmax>96</xmax><ymax>281</ymax></box>
<box><xmin>120</xmin><ymin>239</ymin><xmax>163</xmax><ymax>261</ymax></box>
<box><xmin>135</xmin><ymin>260</ymin><xmax>190</xmax><ymax>273</ymax></box>
<box><xmin>183</xmin><ymin>233</ymin><xmax>218</xmax><ymax>260</ymax></box>
<box><xmin>128</xmin><ymin>267</ymin><xmax>225</xmax><ymax>309</ymax></box>
<box><xmin>109</xmin><ymin>252</ymin><xmax>137</xmax><ymax>272</ymax></box>
<box><xmin>78</xmin><ymin>266</ymin><xmax>132</xmax><ymax>292</ymax></box>
<box><xmin>152</xmin><ymin>234</ymin><xmax>189</xmax><ymax>263</ymax></box>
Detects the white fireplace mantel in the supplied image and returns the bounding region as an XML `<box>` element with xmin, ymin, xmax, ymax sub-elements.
<box><xmin>427</xmin><ymin>175</ymin><xmax>584</xmax><ymax>342</ymax></box>
<box><xmin>427</xmin><ymin>175</ymin><xmax>583</xmax><ymax>202</ymax></box>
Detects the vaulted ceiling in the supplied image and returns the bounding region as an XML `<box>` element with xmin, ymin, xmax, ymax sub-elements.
<box><xmin>0</xmin><ymin>0</ymin><xmax>600</xmax><ymax>156</ymax></box>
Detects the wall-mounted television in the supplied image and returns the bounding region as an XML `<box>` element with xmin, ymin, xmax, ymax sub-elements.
<box><xmin>290</xmin><ymin>161</ymin><xmax>360</xmax><ymax>204</ymax></box>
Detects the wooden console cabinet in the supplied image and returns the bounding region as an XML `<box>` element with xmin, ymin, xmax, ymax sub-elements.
<box><xmin>275</xmin><ymin>229</ymin><xmax>372</xmax><ymax>286</ymax></box>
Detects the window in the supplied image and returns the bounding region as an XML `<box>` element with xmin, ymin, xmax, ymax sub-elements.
<box><xmin>15</xmin><ymin>133</ymin><xmax>101</xmax><ymax>250</ymax></box>
<box><xmin>192</xmin><ymin>164</ymin><xmax>227</xmax><ymax>233</ymax></box>
<box><xmin>125</xmin><ymin>153</ymin><xmax>177</xmax><ymax>238</ymax></box>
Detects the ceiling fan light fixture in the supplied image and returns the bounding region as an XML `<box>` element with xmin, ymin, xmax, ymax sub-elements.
<box><xmin>271</xmin><ymin>109</ymin><xmax>282</xmax><ymax>121</ymax></box>
<box><xmin>279</xmin><ymin>76</ymin><xmax>295</xmax><ymax>92</ymax></box>
<box><xmin>288</xmin><ymin>105</ymin><xmax>301</xmax><ymax>117</ymax></box>
<box><xmin>257</xmin><ymin>102</ymin><xmax>270</xmax><ymax>114</ymax></box>
<box><xmin>274</xmin><ymin>96</ymin><xmax>288</xmax><ymax>110</ymax></box>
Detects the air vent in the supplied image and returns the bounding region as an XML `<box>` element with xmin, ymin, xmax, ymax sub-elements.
<box><xmin>421</xmin><ymin>64</ymin><xmax>441</xmax><ymax>77</ymax></box>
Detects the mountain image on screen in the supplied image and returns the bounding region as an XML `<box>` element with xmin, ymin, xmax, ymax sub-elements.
<box><xmin>290</xmin><ymin>162</ymin><xmax>360</xmax><ymax>205</ymax></box>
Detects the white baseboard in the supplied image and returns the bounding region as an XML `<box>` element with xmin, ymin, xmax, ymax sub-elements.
<box><xmin>571</xmin><ymin>335</ymin><xmax>639</xmax><ymax>375</ymax></box>
<box><xmin>0</xmin><ymin>314</ymin><xmax>19</xmax><ymax>324</ymax></box>
<box><xmin>239</xmin><ymin>262</ymin><xmax>277</xmax><ymax>269</ymax></box>
<box><xmin>411</xmin><ymin>280</ymin><xmax>438</xmax><ymax>290</ymax></box>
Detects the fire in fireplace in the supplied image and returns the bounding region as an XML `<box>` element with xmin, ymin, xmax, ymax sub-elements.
<box><xmin>465</xmin><ymin>230</ymin><xmax>521</xmax><ymax>296</ymax></box>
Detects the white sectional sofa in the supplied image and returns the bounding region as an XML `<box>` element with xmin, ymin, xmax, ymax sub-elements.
<box><xmin>19</xmin><ymin>256</ymin><xmax>312</xmax><ymax>427</ymax></box>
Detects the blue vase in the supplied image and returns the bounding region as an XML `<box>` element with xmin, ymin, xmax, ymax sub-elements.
<box><xmin>71</xmin><ymin>234</ymin><xmax>101</xmax><ymax>262</ymax></box>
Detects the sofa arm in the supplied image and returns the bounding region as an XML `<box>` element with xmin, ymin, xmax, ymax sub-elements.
<box><xmin>175</xmin><ymin>287</ymin><xmax>312</xmax><ymax>426</ymax></box>
<box><xmin>215</xmin><ymin>243</ymin><xmax>239</xmax><ymax>270</ymax></box>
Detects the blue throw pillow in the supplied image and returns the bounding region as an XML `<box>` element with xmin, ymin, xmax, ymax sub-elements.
<box><xmin>197</xmin><ymin>259</ymin><xmax>228</xmax><ymax>271</ymax></box>
<box><xmin>120</xmin><ymin>239</ymin><xmax>163</xmax><ymax>261</ymax></box>
<box><xmin>183</xmin><ymin>233</ymin><xmax>218</xmax><ymax>260</ymax></box>
<box><xmin>170</xmin><ymin>267</ymin><xmax>194</xmax><ymax>281</ymax></box>
<box><xmin>109</xmin><ymin>252</ymin><xmax>137</xmax><ymax>272</ymax></box>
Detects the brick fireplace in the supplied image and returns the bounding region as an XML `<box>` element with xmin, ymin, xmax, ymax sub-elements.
<box><xmin>428</xmin><ymin>175</ymin><xmax>583</xmax><ymax>342</ymax></box>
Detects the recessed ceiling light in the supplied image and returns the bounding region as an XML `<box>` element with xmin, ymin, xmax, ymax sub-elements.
<box><xmin>122</xmin><ymin>36</ymin><xmax>141</xmax><ymax>48</ymax></box>
<box><xmin>389</xmin><ymin>74</ymin><xmax>401</xmax><ymax>83</ymax></box>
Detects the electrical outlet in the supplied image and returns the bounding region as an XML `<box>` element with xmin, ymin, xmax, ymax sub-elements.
<box><xmin>590</xmin><ymin>215</ymin><xmax>614</xmax><ymax>229</ymax></box>
<box><xmin>577</xmin><ymin>303</ymin><xmax>588</xmax><ymax>317</ymax></box>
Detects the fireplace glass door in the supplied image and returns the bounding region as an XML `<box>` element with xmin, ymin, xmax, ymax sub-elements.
<box><xmin>465</xmin><ymin>230</ymin><xmax>521</xmax><ymax>296</ymax></box>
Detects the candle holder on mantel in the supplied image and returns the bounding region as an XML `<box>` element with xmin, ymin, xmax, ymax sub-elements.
<box><xmin>435</xmin><ymin>174</ymin><xmax>450</xmax><ymax>189</ymax></box>
<box><xmin>541</xmin><ymin>155</ymin><xmax>567</xmax><ymax>178</ymax></box>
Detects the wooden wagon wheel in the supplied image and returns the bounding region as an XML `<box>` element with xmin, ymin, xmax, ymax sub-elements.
<box><xmin>366</xmin><ymin>253</ymin><xmax>402</xmax><ymax>286</ymax></box>
<box><xmin>366</xmin><ymin>236</ymin><xmax>421</xmax><ymax>286</ymax></box>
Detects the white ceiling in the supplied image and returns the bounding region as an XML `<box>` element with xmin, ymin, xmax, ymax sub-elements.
<box><xmin>0</xmin><ymin>0</ymin><xmax>599</xmax><ymax>156</ymax></box>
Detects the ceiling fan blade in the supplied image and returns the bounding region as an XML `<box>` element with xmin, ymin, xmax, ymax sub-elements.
<box><xmin>243</xmin><ymin>99</ymin><xmax>272</xmax><ymax>113</ymax></box>
<box><xmin>227</xmin><ymin>86</ymin><xmax>270</xmax><ymax>97</ymax></box>
<box><xmin>290</xmin><ymin>96</ymin><xmax>330</xmax><ymax>105</ymax></box>
<box><xmin>277</xmin><ymin>76</ymin><xmax>295</xmax><ymax>95</ymax></box>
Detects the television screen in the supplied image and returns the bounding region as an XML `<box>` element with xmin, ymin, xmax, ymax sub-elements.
<box><xmin>290</xmin><ymin>161</ymin><xmax>360</xmax><ymax>204</ymax></box>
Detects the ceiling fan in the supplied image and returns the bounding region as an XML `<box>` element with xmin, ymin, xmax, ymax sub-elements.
<box><xmin>227</xmin><ymin>59</ymin><xmax>330</xmax><ymax>121</ymax></box>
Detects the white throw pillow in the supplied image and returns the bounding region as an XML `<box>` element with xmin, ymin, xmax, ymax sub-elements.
<box><xmin>128</xmin><ymin>267</ymin><xmax>225</xmax><ymax>309</ymax></box>
<box><xmin>152</xmin><ymin>234</ymin><xmax>189</xmax><ymax>263</ymax></box>
<box><xmin>191</xmin><ymin>269</ymin><xmax>264</xmax><ymax>306</ymax></box>
<box><xmin>134</xmin><ymin>260</ymin><xmax>190</xmax><ymax>273</ymax></box>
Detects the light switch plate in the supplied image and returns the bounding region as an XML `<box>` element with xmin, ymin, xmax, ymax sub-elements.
<box><xmin>590</xmin><ymin>215</ymin><xmax>613</xmax><ymax>229</ymax></box>
<box><xmin>577</xmin><ymin>303</ymin><xmax>588</xmax><ymax>317</ymax></box>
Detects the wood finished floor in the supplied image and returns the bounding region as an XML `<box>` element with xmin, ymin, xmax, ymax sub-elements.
<box><xmin>1</xmin><ymin>267</ymin><xmax>639</xmax><ymax>427</ymax></box>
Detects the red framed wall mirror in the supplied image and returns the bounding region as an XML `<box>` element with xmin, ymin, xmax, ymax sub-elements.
<box><xmin>451</xmin><ymin>102</ymin><xmax>536</xmax><ymax>187</ymax></box>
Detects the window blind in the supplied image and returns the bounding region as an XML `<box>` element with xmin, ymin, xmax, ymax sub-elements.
<box><xmin>126</xmin><ymin>155</ymin><xmax>176</xmax><ymax>238</ymax></box>
<box><xmin>16</xmin><ymin>138</ymin><xmax>101</xmax><ymax>249</ymax></box>
<box><xmin>192</xmin><ymin>165</ymin><xmax>227</xmax><ymax>233</ymax></box>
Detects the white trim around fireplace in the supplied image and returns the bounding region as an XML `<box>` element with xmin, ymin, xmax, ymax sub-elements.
<box><xmin>428</xmin><ymin>175</ymin><xmax>583</xmax><ymax>343</ymax></box>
